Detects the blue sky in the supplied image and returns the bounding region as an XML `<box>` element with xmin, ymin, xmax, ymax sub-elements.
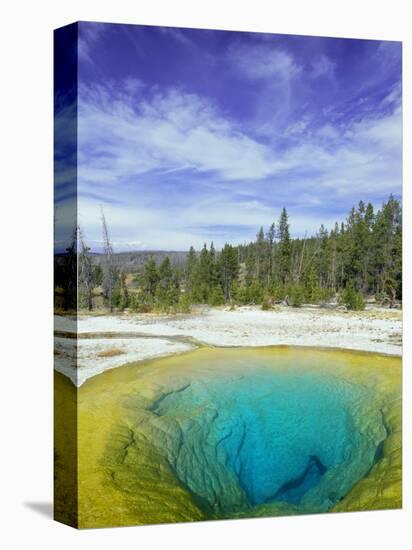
<box><xmin>71</xmin><ymin>22</ymin><xmax>401</xmax><ymax>251</ymax></box>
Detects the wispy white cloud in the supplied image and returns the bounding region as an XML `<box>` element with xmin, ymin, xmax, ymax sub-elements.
<box><xmin>79</xmin><ymin>86</ymin><xmax>278</xmax><ymax>182</ymax></box>
<box><xmin>69</xmin><ymin>27</ymin><xmax>403</xmax><ymax>251</ymax></box>
<box><xmin>79</xmin><ymin>81</ymin><xmax>401</xmax><ymax>189</ymax></box>
<box><xmin>77</xmin><ymin>81</ymin><xmax>401</xmax><ymax>250</ymax></box>
<box><xmin>285</xmin><ymin>115</ymin><xmax>312</xmax><ymax>136</ymax></box>
<box><xmin>78</xmin><ymin>191</ymin><xmax>340</xmax><ymax>252</ymax></box>
<box><xmin>78</xmin><ymin>22</ymin><xmax>105</xmax><ymax>64</ymax></box>
<box><xmin>311</xmin><ymin>55</ymin><xmax>335</xmax><ymax>79</ymax></box>
<box><xmin>158</xmin><ymin>27</ymin><xmax>195</xmax><ymax>48</ymax></box>
<box><xmin>227</xmin><ymin>42</ymin><xmax>301</xmax><ymax>81</ymax></box>
<box><xmin>381</xmin><ymin>82</ymin><xmax>402</xmax><ymax>107</ymax></box>
<box><xmin>122</xmin><ymin>76</ymin><xmax>145</xmax><ymax>95</ymax></box>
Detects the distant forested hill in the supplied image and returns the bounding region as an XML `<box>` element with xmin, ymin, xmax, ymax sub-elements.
<box><xmin>91</xmin><ymin>251</ymin><xmax>188</xmax><ymax>271</ymax></box>
<box><xmin>56</xmin><ymin>196</ymin><xmax>402</xmax><ymax>313</ymax></box>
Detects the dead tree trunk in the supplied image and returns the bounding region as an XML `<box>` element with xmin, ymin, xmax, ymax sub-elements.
<box><xmin>78</xmin><ymin>226</ymin><xmax>95</xmax><ymax>311</ymax></box>
<box><xmin>101</xmin><ymin>211</ymin><xmax>116</xmax><ymax>313</ymax></box>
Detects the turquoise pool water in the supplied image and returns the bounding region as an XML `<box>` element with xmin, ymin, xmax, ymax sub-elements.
<box><xmin>151</xmin><ymin>370</ymin><xmax>386</xmax><ymax>515</ymax></box>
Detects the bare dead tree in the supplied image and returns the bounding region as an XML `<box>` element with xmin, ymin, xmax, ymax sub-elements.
<box><xmin>296</xmin><ymin>232</ymin><xmax>307</xmax><ymax>282</ymax></box>
<box><xmin>78</xmin><ymin>226</ymin><xmax>95</xmax><ymax>311</ymax></box>
<box><xmin>266</xmin><ymin>222</ymin><xmax>276</xmax><ymax>285</ymax></box>
<box><xmin>101</xmin><ymin>210</ymin><xmax>116</xmax><ymax>312</ymax></box>
<box><xmin>301</xmin><ymin>240</ymin><xmax>322</xmax><ymax>279</ymax></box>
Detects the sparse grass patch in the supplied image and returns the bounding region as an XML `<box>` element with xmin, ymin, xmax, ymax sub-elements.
<box><xmin>97</xmin><ymin>348</ymin><xmax>126</xmax><ymax>358</ymax></box>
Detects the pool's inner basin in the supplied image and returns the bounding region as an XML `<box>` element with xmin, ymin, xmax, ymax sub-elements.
<box><xmin>73</xmin><ymin>347</ymin><xmax>401</xmax><ymax>526</ymax></box>
<box><xmin>147</xmin><ymin>370</ymin><xmax>386</xmax><ymax>515</ymax></box>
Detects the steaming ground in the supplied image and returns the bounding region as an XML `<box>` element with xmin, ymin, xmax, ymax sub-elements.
<box><xmin>54</xmin><ymin>305</ymin><xmax>402</xmax><ymax>386</ymax></box>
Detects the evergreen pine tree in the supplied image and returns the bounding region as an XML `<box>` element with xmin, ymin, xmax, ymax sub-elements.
<box><xmin>278</xmin><ymin>208</ymin><xmax>291</xmax><ymax>284</ymax></box>
<box><xmin>219</xmin><ymin>244</ymin><xmax>239</xmax><ymax>301</ymax></box>
<box><xmin>142</xmin><ymin>257</ymin><xmax>159</xmax><ymax>298</ymax></box>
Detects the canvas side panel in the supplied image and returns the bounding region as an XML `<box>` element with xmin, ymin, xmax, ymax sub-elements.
<box><xmin>53</xmin><ymin>22</ymin><xmax>79</xmax><ymax>529</ymax></box>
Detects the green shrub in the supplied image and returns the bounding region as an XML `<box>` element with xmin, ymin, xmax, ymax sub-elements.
<box><xmin>307</xmin><ymin>284</ymin><xmax>333</xmax><ymax>304</ymax></box>
<box><xmin>77</xmin><ymin>290</ymin><xmax>88</xmax><ymax>310</ymax></box>
<box><xmin>178</xmin><ymin>293</ymin><xmax>192</xmax><ymax>313</ymax></box>
<box><xmin>129</xmin><ymin>293</ymin><xmax>139</xmax><ymax>311</ymax></box>
<box><xmin>234</xmin><ymin>285</ymin><xmax>249</xmax><ymax>305</ymax></box>
<box><xmin>129</xmin><ymin>291</ymin><xmax>155</xmax><ymax>313</ymax></box>
<box><xmin>261</xmin><ymin>295</ymin><xmax>272</xmax><ymax>311</ymax></box>
<box><xmin>339</xmin><ymin>285</ymin><xmax>365</xmax><ymax>310</ymax></box>
<box><xmin>270</xmin><ymin>283</ymin><xmax>286</xmax><ymax>302</ymax></box>
<box><xmin>289</xmin><ymin>285</ymin><xmax>305</xmax><ymax>308</ymax></box>
<box><xmin>208</xmin><ymin>286</ymin><xmax>225</xmax><ymax>306</ymax></box>
<box><xmin>248</xmin><ymin>278</ymin><xmax>264</xmax><ymax>304</ymax></box>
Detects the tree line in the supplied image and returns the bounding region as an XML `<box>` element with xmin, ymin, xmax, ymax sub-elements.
<box><xmin>55</xmin><ymin>196</ymin><xmax>401</xmax><ymax>312</ymax></box>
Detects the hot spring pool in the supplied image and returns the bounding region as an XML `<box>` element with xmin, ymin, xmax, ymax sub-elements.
<box><xmin>150</xmin><ymin>372</ymin><xmax>384</xmax><ymax>514</ymax></box>
<box><xmin>72</xmin><ymin>346</ymin><xmax>402</xmax><ymax>526</ymax></box>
